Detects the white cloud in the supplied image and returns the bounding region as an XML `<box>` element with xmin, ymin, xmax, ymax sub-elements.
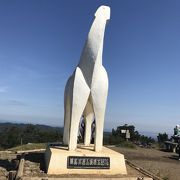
<box><xmin>7</xmin><ymin>100</ymin><xmax>28</xmax><ymax>106</ymax></box>
<box><xmin>0</xmin><ymin>86</ymin><xmax>8</xmax><ymax>93</ymax></box>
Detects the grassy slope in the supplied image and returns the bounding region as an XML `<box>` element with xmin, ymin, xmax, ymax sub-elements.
<box><xmin>8</xmin><ymin>143</ymin><xmax>47</xmax><ymax>151</ymax></box>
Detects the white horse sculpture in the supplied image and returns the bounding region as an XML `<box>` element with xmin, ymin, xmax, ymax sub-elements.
<box><xmin>63</xmin><ymin>5</ymin><xmax>110</xmax><ymax>152</ymax></box>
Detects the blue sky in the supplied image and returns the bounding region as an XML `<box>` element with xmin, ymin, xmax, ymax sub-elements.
<box><xmin>0</xmin><ymin>0</ymin><xmax>180</xmax><ymax>134</ymax></box>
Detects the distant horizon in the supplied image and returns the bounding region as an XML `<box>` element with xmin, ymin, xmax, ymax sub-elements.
<box><xmin>0</xmin><ymin>119</ymin><xmax>173</xmax><ymax>138</ymax></box>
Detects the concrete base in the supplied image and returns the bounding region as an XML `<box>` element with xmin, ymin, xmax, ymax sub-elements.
<box><xmin>45</xmin><ymin>144</ymin><xmax>127</xmax><ymax>175</ymax></box>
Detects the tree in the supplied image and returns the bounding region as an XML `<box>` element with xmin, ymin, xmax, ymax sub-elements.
<box><xmin>157</xmin><ymin>133</ymin><xmax>168</xmax><ymax>143</ymax></box>
<box><xmin>0</xmin><ymin>126</ymin><xmax>22</xmax><ymax>148</ymax></box>
<box><xmin>0</xmin><ymin>123</ymin><xmax>63</xmax><ymax>149</ymax></box>
<box><xmin>112</xmin><ymin>124</ymin><xmax>141</xmax><ymax>141</ymax></box>
<box><xmin>109</xmin><ymin>124</ymin><xmax>155</xmax><ymax>146</ymax></box>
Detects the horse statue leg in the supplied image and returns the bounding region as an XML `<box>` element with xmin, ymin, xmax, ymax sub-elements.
<box><xmin>68</xmin><ymin>67</ymin><xmax>90</xmax><ymax>151</ymax></box>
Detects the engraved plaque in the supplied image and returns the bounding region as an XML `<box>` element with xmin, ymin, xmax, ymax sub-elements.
<box><xmin>67</xmin><ymin>156</ymin><xmax>110</xmax><ymax>169</ymax></box>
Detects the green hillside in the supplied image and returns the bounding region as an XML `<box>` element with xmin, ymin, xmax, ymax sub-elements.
<box><xmin>0</xmin><ymin>122</ymin><xmax>63</xmax><ymax>150</ymax></box>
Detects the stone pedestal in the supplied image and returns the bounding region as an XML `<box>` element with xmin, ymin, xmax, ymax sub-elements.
<box><xmin>45</xmin><ymin>144</ymin><xmax>127</xmax><ymax>175</ymax></box>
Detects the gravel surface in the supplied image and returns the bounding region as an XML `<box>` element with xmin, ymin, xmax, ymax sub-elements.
<box><xmin>110</xmin><ymin>146</ymin><xmax>180</xmax><ymax>180</ymax></box>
